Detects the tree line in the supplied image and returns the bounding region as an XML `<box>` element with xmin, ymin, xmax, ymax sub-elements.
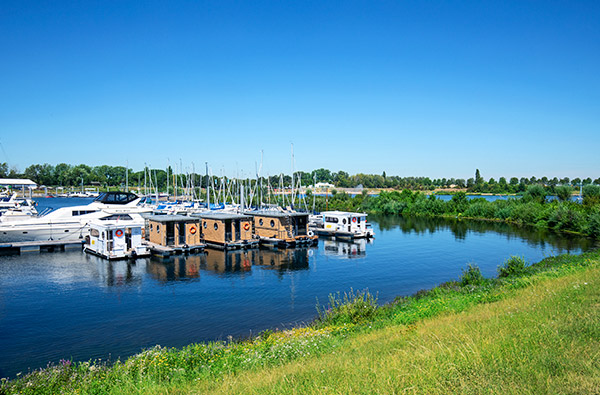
<box><xmin>1</xmin><ymin>162</ymin><xmax>598</xmax><ymax>193</ymax></box>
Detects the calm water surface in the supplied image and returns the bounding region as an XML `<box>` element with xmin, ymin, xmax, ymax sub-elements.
<box><xmin>0</xmin><ymin>199</ymin><xmax>597</xmax><ymax>378</ymax></box>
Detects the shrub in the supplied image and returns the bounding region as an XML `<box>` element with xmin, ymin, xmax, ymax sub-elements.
<box><xmin>583</xmin><ymin>185</ymin><xmax>600</xmax><ymax>206</ymax></box>
<box><xmin>523</xmin><ymin>184</ymin><xmax>547</xmax><ymax>203</ymax></box>
<box><xmin>586</xmin><ymin>209</ymin><xmax>600</xmax><ymax>237</ymax></box>
<box><xmin>498</xmin><ymin>255</ymin><xmax>528</xmax><ymax>278</ymax></box>
<box><xmin>459</xmin><ymin>263</ymin><xmax>485</xmax><ymax>286</ymax></box>
<box><xmin>555</xmin><ymin>185</ymin><xmax>573</xmax><ymax>202</ymax></box>
<box><xmin>316</xmin><ymin>289</ymin><xmax>379</xmax><ymax>326</ymax></box>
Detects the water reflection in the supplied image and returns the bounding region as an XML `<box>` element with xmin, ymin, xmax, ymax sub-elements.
<box><xmin>372</xmin><ymin>214</ymin><xmax>597</xmax><ymax>252</ymax></box>
<box><xmin>142</xmin><ymin>248</ymin><xmax>312</xmax><ymax>283</ymax></box>
<box><xmin>323</xmin><ymin>239</ymin><xmax>370</xmax><ymax>259</ymax></box>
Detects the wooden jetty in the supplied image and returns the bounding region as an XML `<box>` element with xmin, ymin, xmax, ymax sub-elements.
<box><xmin>0</xmin><ymin>239</ymin><xmax>84</xmax><ymax>255</ymax></box>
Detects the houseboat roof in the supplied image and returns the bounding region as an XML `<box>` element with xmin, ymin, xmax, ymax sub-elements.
<box><xmin>191</xmin><ymin>212</ymin><xmax>252</xmax><ymax>221</ymax></box>
<box><xmin>321</xmin><ymin>210</ymin><xmax>367</xmax><ymax>217</ymax></box>
<box><xmin>147</xmin><ymin>214</ymin><xmax>197</xmax><ymax>223</ymax></box>
<box><xmin>245</xmin><ymin>210</ymin><xmax>309</xmax><ymax>218</ymax></box>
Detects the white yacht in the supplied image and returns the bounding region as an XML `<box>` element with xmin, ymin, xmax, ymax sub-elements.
<box><xmin>309</xmin><ymin>211</ymin><xmax>375</xmax><ymax>240</ymax></box>
<box><xmin>0</xmin><ymin>192</ymin><xmax>152</xmax><ymax>243</ymax></box>
<box><xmin>0</xmin><ymin>193</ymin><xmax>38</xmax><ymax>221</ymax></box>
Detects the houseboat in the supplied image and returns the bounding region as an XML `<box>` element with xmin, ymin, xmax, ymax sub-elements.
<box><xmin>309</xmin><ymin>211</ymin><xmax>375</xmax><ymax>240</ymax></box>
<box><xmin>146</xmin><ymin>215</ymin><xmax>205</xmax><ymax>255</ymax></box>
<box><xmin>84</xmin><ymin>218</ymin><xmax>149</xmax><ymax>260</ymax></box>
<box><xmin>192</xmin><ymin>212</ymin><xmax>258</xmax><ymax>250</ymax></box>
<box><xmin>247</xmin><ymin>210</ymin><xmax>318</xmax><ymax>248</ymax></box>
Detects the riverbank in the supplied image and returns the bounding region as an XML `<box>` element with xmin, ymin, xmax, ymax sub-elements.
<box><xmin>2</xmin><ymin>250</ymin><xmax>599</xmax><ymax>394</ymax></box>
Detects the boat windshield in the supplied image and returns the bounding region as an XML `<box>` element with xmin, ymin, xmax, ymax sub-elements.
<box><xmin>94</xmin><ymin>192</ymin><xmax>138</xmax><ymax>204</ymax></box>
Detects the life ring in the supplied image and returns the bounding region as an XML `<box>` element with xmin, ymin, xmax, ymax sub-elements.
<box><xmin>190</xmin><ymin>226</ymin><xmax>197</xmax><ymax>235</ymax></box>
<box><xmin>352</xmin><ymin>217</ymin><xmax>357</xmax><ymax>223</ymax></box>
<box><xmin>308</xmin><ymin>230</ymin><xmax>314</xmax><ymax>237</ymax></box>
<box><xmin>115</xmin><ymin>229</ymin><xmax>124</xmax><ymax>238</ymax></box>
<box><xmin>244</xmin><ymin>223</ymin><xmax>250</xmax><ymax>231</ymax></box>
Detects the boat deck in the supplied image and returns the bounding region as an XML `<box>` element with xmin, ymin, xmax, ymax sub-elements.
<box><xmin>0</xmin><ymin>239</ymin><xmax>85</xmax><ymax>255</ymax></box>
<box><xmin>144</xmin><ymin>241</ymin><xmax>206</xmax><ymax>257</ymax></box>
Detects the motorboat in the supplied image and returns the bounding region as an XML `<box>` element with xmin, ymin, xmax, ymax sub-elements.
<box><xmin>0</xmin><ymin>193</ymin><xmax>38</xmax><ymax>221</ymax></box>
<box><xmin>309</xmin><ymin>211</ymin><xmax>375</xmax><ymax>240</ymax></box>
<box><xmin>0</xmin><ymin>192</ymin><xmax>152</xmax><ymax>243</ymax></box>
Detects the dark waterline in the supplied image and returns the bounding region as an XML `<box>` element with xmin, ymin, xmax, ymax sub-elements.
<box><xmin>0</xmin><ymin>199</ymin><xmax>596</xmax><ymax>378</ymax></box>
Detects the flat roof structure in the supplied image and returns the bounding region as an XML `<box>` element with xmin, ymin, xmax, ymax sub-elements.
<box><xmin>0</xmin><ymin>178</ymin><xmax>37</xmax><ymax>188</ymax></box>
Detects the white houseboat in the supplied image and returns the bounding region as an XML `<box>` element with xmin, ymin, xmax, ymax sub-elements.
<box><xmin>309</xmin><ymin>211</ymin><xmax>375</xmax><ymax>240</ymax></box>
<box><xmin>84</xmin><ymin>217</ymin><xmax>149</xmax><ymax>260</ymax></box>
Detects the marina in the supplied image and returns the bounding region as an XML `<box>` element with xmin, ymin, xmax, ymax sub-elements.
<box><xmin>0</xmin><ymin>206</ymin><xmax>596</xmax><ymax>378</ymax></box>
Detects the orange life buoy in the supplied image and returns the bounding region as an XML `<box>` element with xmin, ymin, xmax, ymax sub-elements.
<box><xmin>115</xmin><ymin>229</ymin><xmax>124</xmax><ymax>238</ymax></box>
<box><xmin>190</xmin><ymin>226</ymin><xmax>197</xmax><ymax>235</ymax></box>
<box><xmin>244</xmin><ymin>223</ymin><xmax>250</xmax><ymax>231</ymax></box>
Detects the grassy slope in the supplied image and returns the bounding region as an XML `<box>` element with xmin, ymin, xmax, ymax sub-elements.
<box><xmin>179</xmin><ymin>265</ymin><xmax>600</xmax><ymax>394</ymax></box>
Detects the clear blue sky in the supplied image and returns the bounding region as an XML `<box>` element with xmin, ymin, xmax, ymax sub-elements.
<box><xmin>1</xmin><ymin>1</ymin><xmax>599</xmax><ymax>180</ymax></box>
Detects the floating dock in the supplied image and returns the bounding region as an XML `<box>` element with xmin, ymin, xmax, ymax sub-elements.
<box><xmin>0</xmin><ymin>239</ymin><xmax>85</xmax><ymax>255</ymax></box>
<box><xmin>145</xmin><ymin>241</ymin><xmax>206</xmax><ymax>257</ymax></box>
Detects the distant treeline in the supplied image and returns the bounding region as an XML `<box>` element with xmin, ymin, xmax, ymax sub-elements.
<box><xmin>312</xmin><ymin>184</ymin><xmax>600</xmax><ymax>238</ymax></box>
<box><xmin>1</xmin><ymin>163</ymin><xmax>599</xmax><ymax>193</ymax></box>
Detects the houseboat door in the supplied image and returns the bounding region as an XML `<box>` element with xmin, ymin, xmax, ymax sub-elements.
<box><xmin>177</xmin><ymin>222</ymin><xmax>186</xmax><ymax>245</ymax></box>
<box><xmin>225</xmin><ymin>220</ymin><xmax>232</xmax><ymax>242</ymax></box>
<box><xmin>234</xmin><ymin>220</ymin><xmax>241</xmax><ymax>241</ymax></box>
<box><xmin>166</xmin><ymin>222</ymin><xmax>175</xmax><ymax>245</ymax></box>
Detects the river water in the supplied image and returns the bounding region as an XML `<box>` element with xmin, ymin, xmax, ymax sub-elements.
<box><xmin>0</xmin><ymin>198</ymin><xmax>596</xmax><ymax>378</ymax></box>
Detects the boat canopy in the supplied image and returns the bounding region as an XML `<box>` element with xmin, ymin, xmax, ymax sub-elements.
<box><xmin>94</xmin><ymin>192</ymin><xmax>138</xmax><ymax>204</ymax></box>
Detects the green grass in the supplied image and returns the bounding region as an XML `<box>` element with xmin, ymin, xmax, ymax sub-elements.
<box><xmin>3</xmin><ymin>251</ymin><xmax>600</xmax><ymax>394</ymax></box>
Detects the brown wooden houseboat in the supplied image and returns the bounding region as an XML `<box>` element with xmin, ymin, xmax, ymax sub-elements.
<box><xmin>247</xmin><ymin>210</ymin><xmax>318</xmax><ymax>248</ymax></box>
<box><xmin>192</xmin><ymin>212</ymin><xmax>259</xmax><ymax>250</ymax></box>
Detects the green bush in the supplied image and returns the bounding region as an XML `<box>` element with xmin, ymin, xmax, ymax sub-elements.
<box><xmin>317</xmin><ymin>289</ymin><xmax>379</xmax><ymax>326</ymax></box>
<box><xmin>498</xmin><ymin>255</ymin><xmax>528</xmax><ymax>278</ymax></box>
<box><xmin>583</xmin><ymin>185</ymin><xmax>600</xmax><ymax>206</ymax></box>
<box><xmin>523</xmin><ymin>184</ymin><xmax>547</xmax><ymax>203</ymax></box>
<box><xmin>459</xmin><ymin>263</ymin><xmax>485</xmax><ymax>286</ymax></box>
<box><xmin>555</xmin><ymin>185</ymin><xmax>573</xmax><ymax>202</ymax></box>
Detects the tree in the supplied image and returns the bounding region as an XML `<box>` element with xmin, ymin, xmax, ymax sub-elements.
<box><xmin>475</xmin><ymin>169</ymin><xmax>482</xmax><ymax>184</ymax></box>
<box><xmin>0</xmin><ymin>162</ymin><xmax>8</xmax><ymax>178</ymax></box>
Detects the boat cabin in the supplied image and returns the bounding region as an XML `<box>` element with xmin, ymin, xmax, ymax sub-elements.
<box><xmin>192</xmin><ymin>212</ymin><xmax>257</xmax><ymax>250</ymax></box>
<box><xmin>94</xmin><ymin>191</ymin><xmax>139</xmax><ymax>205</ymax></box>
<box><xmin>313</xmin><ymin>211</ymin><xmax>374</xmax><ymax>239</ymax></box>
<box><xmin>84</xmin><ymin>221</ymin><xmax>149</xmax><ymax>260</ymax></box>
<box><xmin>146</xmin><ymin>215</ymin><xmax>202</xmax><ymax>247</ymax></box>
<box><xmin>248</xmin><ymin>210</ymin><xmax>317</xmax><ymax>248</ymax></box>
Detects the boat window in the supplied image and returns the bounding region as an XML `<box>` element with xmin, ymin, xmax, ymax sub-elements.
<box><xmin>214</xmin><ymin>223</ymin><xmax>218</xmax><ymax>231</ymax></box>
<box><xmin>91</xmin><ymin>229</ymin><xmax>99</xmax><ymax>237</ymax></box>
<box><xmin>150</xmin><ymin>224</ymin><xmax>153</xmax><ymax>231</ymax></box>
<box><xmin>73</xmin><ymin>210</ymin><xmax>98</xmax><ymax>216</ymax></box>
<box><xmin>270</xmin><ymin>220</ymin><xmax>275</xmax><ymax>228</ymax></box>
<box><xmin>203</xmin><ymin>221</ymin><xmax>207</xmax><ymax>229</ymax></box>
<box><xmin>100</xmin><ymin>214</ymin><xmax>133</xmax><ymax>221</ymax></box>
<box><xmin>325</xmin><ymin>217</ymin><xmax>339</xmax><ymax>223</ymax></box>
<box><xmin>259</xmin><ymin>219</ymin><xmax>263</xmax><ymax>226</ymax></box>
<box><xmin>157</xmin><ymin>225</ymin><xmax>160</xmax><ymax>234</ymax></box>
<box><xmin>342</xmin><ymin>219</ymin><xmax>347</xmax><ymax>224</ymax></box>
<box><xmin>94</xmin><ymin>192</ymin><xmax>138</xmax><ymax>204</ymax></box>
